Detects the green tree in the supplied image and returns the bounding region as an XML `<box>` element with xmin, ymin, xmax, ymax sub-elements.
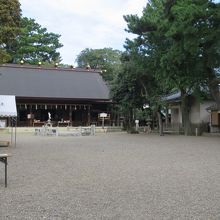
<box><xmin>112</xmin><ymin>38</ymin><xmax>165</xmax><ymax>134</ymax></box>
<box><xmin>163</xmin><ymin>0</ymin><xmax>220</xmax><ymax>111</ymax></box>
<box><xmin>124</xmin><ymin>0</ymin><xmax>220</xmax><ymax>135</ymax></box>
<box><xmin>76</xmin><ymin>48</ymin><xmax>122</xmax><ymax>82</ymax></box>
<box><xmin>12</xmin><ymin>17</ymin><xmax>63</xmax><ymax>64</ymax></box>
<box><xmin>0</xmin><ymin>0</ymin><xmax>21</xmax><ymax>63</ymax></box>
<box><xmin>112</xmin><ymin>51</ymin><xmax>145</xmax><ymax>131</ymax></box>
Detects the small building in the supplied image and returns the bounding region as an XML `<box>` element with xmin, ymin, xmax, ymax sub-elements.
<box><xmin>0</xmin><ymin>64</ymin><xmax>112</xmax><ymax>127</ymax></box>
<box><xmin>163</xmin><ymin>91</ymin><xmax>216</xmax><ymax>134</ymax></box>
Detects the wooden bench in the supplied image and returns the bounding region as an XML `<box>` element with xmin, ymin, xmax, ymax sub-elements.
<box><xmin>0</xmin><ymin>154</ymin><xmax>11</xmax><ymax>187</ymax></box>
<box><xmin>0</xmin><ymin>141</ymin><xmax>10</xmax><ymax>147</ymax></box>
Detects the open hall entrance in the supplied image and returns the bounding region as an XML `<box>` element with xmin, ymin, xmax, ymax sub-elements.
<box><xmin>16</xmin><ymin>101</ymin><xmax>112</xmax><ymax>127</ymax></box>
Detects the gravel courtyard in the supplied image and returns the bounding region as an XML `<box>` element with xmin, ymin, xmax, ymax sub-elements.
<box><xmin>0</xmin><ymin>132</ymin><xmax>220</xmax><ymax>220</ymax></box>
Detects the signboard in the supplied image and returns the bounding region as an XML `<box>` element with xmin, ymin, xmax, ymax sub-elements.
<box><xmin>27</xmin><ymin>114</ymin><xmax>34</xmax><ymax>119</ymax></box>
<box><xmin>99</xmin><ymin>113</ymin><xmax>107</xmax><ymax>118</ymax></box>
<box><xmin>99</xmin><ymin>113</ymin><xmax>109</xmax><ymax>128</ymax></box>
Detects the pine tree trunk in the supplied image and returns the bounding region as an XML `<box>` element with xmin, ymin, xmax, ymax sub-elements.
<box><xmin>181</xmin><ymin>93</ymin><xmax>191</xmax><ymax>135</ymax></box>
<box><xmin>157</xmin><ymin>108</ymin><xmax>164</xmax><ymax>136</ymax></box>
<box><xmin>126</xmin><ymin>108</ymin><xmax>133</xmax><ymax>132</ymax></box>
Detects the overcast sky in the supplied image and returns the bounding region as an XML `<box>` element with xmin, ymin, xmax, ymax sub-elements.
<box><xmin>19</xmin><ymin>0</ymin><xmax>147</xmax><ymax>65</ymax></box>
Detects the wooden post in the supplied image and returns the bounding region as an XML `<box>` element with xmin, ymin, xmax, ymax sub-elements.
<box><xmin>165</xmin><ymin>107</ymin><xmax>169</xmax><ymax>130</ymax></box>
<box><xmin>87</xmin><ymin>105</ymin><xmax>91</xmax><ymax>126</ymax></box>
<box><xmin>5</xmin><ymin>157</ymin><xmax>7</xmax><ymax>187</ymax></box>
<box><xmin>102</xmin><ymin>117</ymin><xmax>104</xmax><ymax>128</ymax></box>
<box><xmin>29</xmin><ymin>108</ymin><xmax>33</xmax><ymax>127</ymax></box>
<box><xmin>0</xmin><ymin>155</ymin><xmax>9</xmax><ymax>187</ymax></box>
<box><xmin>69</xmin><ymin>105</ymin><xmax>72</xmax><ymax>125</ymax></box>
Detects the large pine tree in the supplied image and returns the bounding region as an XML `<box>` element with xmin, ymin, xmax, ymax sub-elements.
<box><xmin>12</xmin><ymin>17</ymin><xmax>63</xmax><ymax>64</ymax></box>
<box><xmin>123</xmin><ymin>0</ymin><xmax>220</xmax><ymax>134</ymax></box>
<box><xmin>0</xmin><ymin>0</ymin><xmax>21</xmax><ymax>63</ymax></box>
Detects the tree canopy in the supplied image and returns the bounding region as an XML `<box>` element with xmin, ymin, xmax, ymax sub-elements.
<box><xmin>12</xmin><ymin>17</ymin><xmax>63</xmax><ymax>64</ymax></box>
<box><xmin>76</xmin><ymin>48</ymin><xmax>122</xmax><ymax>82</ymax></box>
<box><xmin>0</xmin><ymin>0</ymin><xmax>21</xmax><ymax>63</ymax></box>
<box><xmin>111</xmin><ymin>38</ymin><xmax>165</xmax><ymax>133</ymax></box>
<box><xmin>124</xmin><ymin>0</ymin><xmax>220</xmax><ymax>93</ymax></box>
<box><xmin>113</xmin><ymin>0</ymin><xmax>220</xmax><ymax>134</ymax></box>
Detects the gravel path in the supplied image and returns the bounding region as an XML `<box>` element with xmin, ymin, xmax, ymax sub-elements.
<box><xmin>0</xmin><ymin>132</ymin><xmax>220</xmax><ymax>220</ymax></box>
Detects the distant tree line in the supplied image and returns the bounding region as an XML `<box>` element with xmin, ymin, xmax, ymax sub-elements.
<box><xmin>76</xmin><ymin>48</ymin><xmax>122</xmax><ymax>82</ymax></box>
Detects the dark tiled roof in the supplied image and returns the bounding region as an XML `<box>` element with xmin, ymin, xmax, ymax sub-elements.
<box><xmin>0</xmin><ymin>64</ymin><xmax>110</xmax><ymax>101</ymax></box>
<box><xmin>162</xmin><ymin>91</ymin><xmax>181</xmax><ymax>102</ymax></box>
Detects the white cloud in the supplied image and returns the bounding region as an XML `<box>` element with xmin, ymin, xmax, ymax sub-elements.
<box><xmin>19</xmin><ymin>0</ymin><xmax>147</xmax><ymax>64</ymax></box>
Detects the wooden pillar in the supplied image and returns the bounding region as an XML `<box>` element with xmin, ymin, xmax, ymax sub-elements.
<box><xmin>29</xmin><ymin>107</ymin><xmax>33</xmax><ymax>127</ymax></box>
<box><xmin>87</xmin><ymin>105</ymin><xmax>91</xmax><ymax>126</ymax></box>
<box><xmin>165</xmin><ymin>107</ymin><xmax>169</xmax><ymax>130</ymax></box>
<box><xmin>69</xmin><ymin>105</ymin><xmax>72</xmax><ymax>126</ymax></box>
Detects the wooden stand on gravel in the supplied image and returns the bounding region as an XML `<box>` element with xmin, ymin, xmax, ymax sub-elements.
<box><xmin>0</xmin><ymin>141</ymin><xmax>10</xmax><ymax>147</ymax></box>
<box><xmin>0</xmin><ymin>154</ymin><xmax>11</xmax><ymax>187</ymax></box>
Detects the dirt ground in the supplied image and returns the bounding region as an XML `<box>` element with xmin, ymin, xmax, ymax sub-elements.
<box><xmin>0</xmin><ymin>132</ymin><xmax>220</xmax><ymax>220</ymax></box>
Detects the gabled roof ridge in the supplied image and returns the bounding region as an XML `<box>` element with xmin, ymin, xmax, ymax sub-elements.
<box><xmin>0</xmin><ymin>64</ymin><xmax>102</xmax><ymax>73</ymax></box>
<box><xmin>162</xmin><ymin>91</ymin><xmax>181</xmax><ymax>101</ymax></box>
<box><xmin>164</xmin><ymin>90</ymin><xmax>180</xmax><ymax>96</ymax></box>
